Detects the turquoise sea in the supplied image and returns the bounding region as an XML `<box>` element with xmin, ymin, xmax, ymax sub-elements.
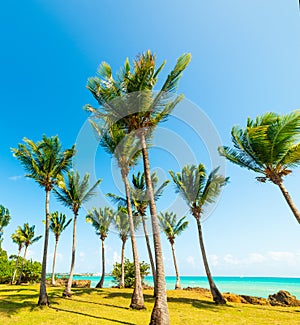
<box><xmin>71</xmin><ymin>275</ymin><xmax>300</xmax><ymax>299</ymax></box>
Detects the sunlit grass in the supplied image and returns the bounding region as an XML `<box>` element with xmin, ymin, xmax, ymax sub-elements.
<box><xmin>0</xmin><ymin>284</ymin><xmax>299</xmax><ymax>324</ymax></box>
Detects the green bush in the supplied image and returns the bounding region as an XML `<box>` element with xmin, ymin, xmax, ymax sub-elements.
<box><xmin>0</xmin><ymin>249</ymin><xmax>42</xmax><ymax>284</ymax></box>
<box><xmin>0</xmin><ymin>248</ymin><xmax>13</xmax><ymax>283</ymax></box>
<box><xmin>21</xmin><ymin>259</ymin><xmax>42</xmax><ymax>283</ymax></box>
<box><xmin>111</xmin><ymin>258</ymin><xmax>150</xmax><ymax>288</ymax></box>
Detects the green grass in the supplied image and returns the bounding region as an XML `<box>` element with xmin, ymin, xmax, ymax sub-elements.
<box><xmin>0</xmin><ymin>284</ymin><xmax>300</xmax><ymax>324</ymax></box>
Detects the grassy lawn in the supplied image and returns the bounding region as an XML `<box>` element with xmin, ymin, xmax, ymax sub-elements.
<box><xmin>0</xmin><ymin>284</ymin><xmax>300</xmax><ymax>324</ymax></box>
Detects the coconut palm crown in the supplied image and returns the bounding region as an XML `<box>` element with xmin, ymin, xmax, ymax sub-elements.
<box><xmin>0</xmin><ymin>205</ymin><xmax>11</xmax><ymax>244</ymax></box>
<box><xmin>218</xmin><ymin>111</ymin><xmax>300</xmax><ymax>223</ymax></box>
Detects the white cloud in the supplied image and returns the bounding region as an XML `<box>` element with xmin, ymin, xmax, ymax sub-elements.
<box><xmin>223</xmin><ymin>254</ymin><xmax>240</xmax><ymax>265</ymax></box>
<box><xmin>268</xmin><ymin>251</ymin><xmax>299</xmax><ymax>266</ymax></box>
<box><xmin>247</xmin><ymin>253</ymin><xmax>266</xmax><ymax>264</ymax></box>
<box><xmin>209</xmin><ymin>254</ymin><xmax>219</xmax><ymax>266</ymax></box>
<box><xmin>186</xmin><ymin>255</ymin><xmax>195</xmax><ymax>266</ymax></box>
<box><xmin>9</xmin><ymin>175</ymin><xmax>22</xmax><ymax>181</ymax></box>
<box><xmin>112</xmin><ymin>251</ymin><xmax>119</xmax><ymax>264</ymax></box>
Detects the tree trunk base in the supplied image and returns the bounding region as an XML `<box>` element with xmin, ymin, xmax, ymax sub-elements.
<box><xmin>95</xmin><ymin>282</ymin><xmax>103</xmax><ymax>288</ymax></box>
<box><xmin>175</xmin><ymin>286</ymin><xmax>181</xmax><ymax>290</ymax></box>
<box><xmin>212</xmin><ymin>288</ymin><xmax>226</xmax><ymax>305</ymax></box>
<box><xmin>62</xmin><ymin>290</ymin><xmax>72</xmax><ymax>298</ymax></box>
<box><xmin>38</xmin><ymin>295</ymin><xmax>49</xmax><ymax>306</ymax></box>
<box><xmin>130</xmin><ymin>302</ymin><xmax>146</xmax><ymax>310</ymax></box>
<box><xmin>150</xmin><ymin>303</ymin><xmax>170</xmax><ymax>325</ymax></box>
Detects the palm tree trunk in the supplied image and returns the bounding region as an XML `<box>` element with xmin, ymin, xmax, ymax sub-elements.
<box><xmin>277</xmin><ymin>181</ymin><xmax>300</xmax><ymax>224</ymax></box>
<box><xmin>195</xmin><ymin>217</ymin><xmax>226</xmax><ymax>305</ymax></box>
<box><xmin>170</xmin><ymin>242</ymin><xmax>181</xmax><ymax>290</ymax></box>
<box><xmin>16</xmin><ymin>245</ymin><xmax>28</xmax><ymax>285</ymax></box>
<box><xmin>96</xmin><ymin>238</ymin><xmax>105</xmax><ymax>288</ymax></box>
<box><xmin>38</xmin><ymin>189</ymin><xmax>50</xmax><ymax>306</ymax></box>
<box><xmin>140</xmin><ymin>132</ymin><xmax>170</xmax><ymax>325</ymax></box>
<box><xmin>120</xmin><ymin>239</ymin><xmax>126</xmax><ymax>288</ymax></box>
<box><xmin>11</xmin><ymin>248</ymin><xmax>21</xmax><ymax>284</ymax></box>
<box><xmin>123</xmin><ymin>172</ymin><xmax>145</xmax><ymax>309</ymax></box>
<box><xmin>63</xmin><ymin>213</ymin><xmax>77</xmax><ymax>297</ymax></box>
<box><xmin>141</xmin><ymin>213</ymin><xmax>157</xmax><ymax>296</ymax></box>
<box><xmin>51</xmin><ymin>237</ymin><xmax>59</xmax><ymax>285</ymax></box>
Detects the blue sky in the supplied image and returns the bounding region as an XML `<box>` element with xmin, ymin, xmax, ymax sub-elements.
<box><xmin>1</xmin><ymin>0</ymin><xmax>300</xmax><ymax>277</ymax></box>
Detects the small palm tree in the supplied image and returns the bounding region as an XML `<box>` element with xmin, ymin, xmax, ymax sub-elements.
<box><xmin>16</xmin><ymin>223</ymin><xmax>42</xmax><ymax>285</ymax></box>
<box><xmin>0</xmin><ymin>205</ymin><xmax>11</xmax><ymax>248</ymax></box>
<box><xmin>107</xmin><ymin>171</ymin><xmax>169</xmax><ymax>296</ymax></box>
<box><xmin>219</xmin><ymin>111</ymin><xmax>300</xmax><ymax>224</ymax></box>
<box><xmin>48</xmin><ymin>212</ymin><xmax>72</xmax><ymax>285</ymax></box>
<box><xmin>11</xmin><ymin>229</ymin><xmax>25</xmax><ymax>284</ymax></box>
<box><xmin>158</xmin><ymin>212</ymin><xmax>188</xmax><ymax>290</ymax></box>
<box><xmin>54</xmin><ymin>170</ymin><xmax>101</xmax><ymax>297</ymax></box>
<box><xmin>170</xmin><ymin>164</ymin><xmax>228</xmax><ymax>304</ymax></box>
<box><xmin>86</xmin><ymin>50</ymin><xmax>191</xmax><ymax>324</ymax></box>
<box><xmin>12</xmin><ymin>135</ymin><xmax>75</xmax><ymax>305</ymax></box>
<box><xmin>113</xmin><ymin>206</ymin><xmax>141</xmax><ymax>288</ymax></box>
<box><xmin>86</xmin><ymin>207</ymin><xmax>114</xmax><ymax>288</ymax></box>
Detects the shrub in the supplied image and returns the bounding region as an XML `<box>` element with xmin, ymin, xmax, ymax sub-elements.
<box><xmin>111</xmin><ymin>258</ymin><xmax>150</xmax><ymax>288</ymax></box>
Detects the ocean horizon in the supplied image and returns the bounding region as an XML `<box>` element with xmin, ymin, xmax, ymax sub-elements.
<box><xmin>67</xmin><ymin>275</ymin><xmax>300</xmax><ymax>299</ymax></box>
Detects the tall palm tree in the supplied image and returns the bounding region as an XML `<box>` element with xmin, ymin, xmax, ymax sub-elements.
<box><xmin>92</xmin><ymin>123</ymin><xmax>145</xmax><ymax>309</ymax></box>
<box><xmin>86</xmin><ymin>51</ymin><xmax>191</xmax><ymax>324</ymax></box>
<box><xmin>12</xmin><ymin>135</ymin><xmax>75</xmax><ymax>305</ymax></box>
<box><xmin>86</xmin><ymin>207</ymin><xmax>114</xmax><ymax>288</ymax></box>
<box><xmin>108</xmin><ymin>171</ymin><xmax>169</xmax><ymax>296</ymax></box>
<box><xmin>170</xmin><ymin>164</ymin><xmax>228</xmax><ymax>304</ymax></box>
<box><xmin>16</xmin><ymin>223</ymin><xmax>42</xmax><ymax>285</ymax></box>
<box><xmin>54</xmin><ymin>170</ymin><xmax>101</xmax><ymax>297</ymax></box>
<box><xmin>113</xmin><ymin>206</ymin><xmax>141</xmax><ymax>288</ymax></box>
<box><xmin>158</xmin><ymin>212</ymin><xmax>188</xmax><ymax>290</ymax></box>
<box><xmin>11</xmin><ymin>229</ymin><xmax>25</xmax><ymax>284</ymax></box>
<box><xmin>0</xmin><ymin>205</ymin><xmax>11</xmax><ymax>248</ymax></box>
<box><xmin>219</xmin><ymin>111</ymin><xmax>300</xmax><ymax>224</ymax></box>
<box><xmin>48</xmin><ymin>212</ymin><xmax>72</xmax><ymax>285</ymax></box>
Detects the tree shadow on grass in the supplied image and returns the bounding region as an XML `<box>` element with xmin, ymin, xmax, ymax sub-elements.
<box><xmin>67</xmin><ymin>296</ymin><xmax>130</xmax><ymax>310</ymax></box>
<box><xmin>48</xmin><ymin>306</ymin><xmax>136</xmax><ymax>324</ymax></box>
<box><xmin>167</xmin><ymin>296</ymin><xmax>234</xmax><ymax>311</ymax></box>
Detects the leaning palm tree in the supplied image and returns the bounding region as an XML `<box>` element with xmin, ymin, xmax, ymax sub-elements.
<box><xmin>158</xmin><ymin>212</ymin><xmax>188</xmax><ymax>290</ymax></box>
<box><xmin>92</xmin><ymin>123</ymin><xmax>145</xmax><ymax>309</ymax></box>
<box><xmin>12</xmin><ymin>135</ymin><xmax>75</xmax><ymax>305</ymax></box>
<box><xmin>48</xmin><ymin>212</ymin><xmax>72</xmax><ymax>285</ymax></box>
<box><xmin>113</xmin><ymin>206</ymin><xmax>141</xmax><ymax>288</ymax></box>
<box><xmin>86</xmin><ymin>207</ymin><xmax>114</xmax><ymax>288</ymax></box>
<box><xmin>54</xmin><ymin>170</ymin><xmax>101</xmax><ymax>297</ymax></box>
<box><xmin>170</xmin><ymin>164</ymin><xmax>228</xmax><ymax>304</ymax></box>
<box><xmin>0</xmin><ymin>205</ymin><xmax>11</xmax><ymax>248</ymax></box>
<box><xmin>16</xmin><ymin>223</ymin><xmax>42</xmax><ymax>285</ymax></box>
<box><xmin>86</xmin><ymin>51</ymin><xmax>191</xmax><ymax>324</ymax></box>
<box><xmin>11</xmin><ymin>229</ymin><xmax>25</xmax><ymax>284</ymax></box>
<box><xmin>219</xmin><ymin>111</ymin><xmax>300</xmax><ymax>224</ymax></box>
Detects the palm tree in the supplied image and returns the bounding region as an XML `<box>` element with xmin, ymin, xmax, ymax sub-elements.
<box><xmin>92</xmin><ymin>123</ymin><xmax>145</xmax><ymax>309</ymax></box>
<box><xmin>219</xmin><ymin>111</ymin><xmax>300</xmax><ymax>224</ymax></box>
<box><xmin>54</xmin><ymin>170</ymin><xmax>101</xmax><ymax>297</ymax></box>
<box><xmin>86</xmin><ymin>51</ymin><xmax>191</xmax><ymax>324</ymax></box>
<box><xmin>113</xmin><ymin>206</ymin><xmax>141</xmax><ymax>288</ymax></box>
<box><xmin>108</xmin><ymin>171</ymin><xmax>169</xmax><ymax>296</ymax></box>
<box><xmin>48</xmin><ymin>212</ymin><xmax>72</xmax><ymax>285</ymax></box>
<box><xmin>12</xmin><ymin>135</ymin><xmax>75</xmax><ymax>305</ymax></box>
<box><xmin>11</xmin><ymin>229</ymin><xmax>25</xmax><ymax>284</ymax></box>
<box><xmin>158</xmin><ymin>212</ymin><xmax>188</xmax><ymax>290</ymax></box>
<box><xmin>169</xmin><ymin>164</ymin><xmax>228</xmax><ymax>304</ymax></box>
<box><xmin>0</xmin><ymin>205</ymin><xmax>11</xmax><ymax>248</ymax></box>
<box><xmin>16</xmin><ymin>223</ymin><xmax>42</xmax><ymax>285</ymax></box>
<box><xmin>86</xmin><ymin>207</ymin><xmax>114</xmax><ymax>288</ymax></box>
